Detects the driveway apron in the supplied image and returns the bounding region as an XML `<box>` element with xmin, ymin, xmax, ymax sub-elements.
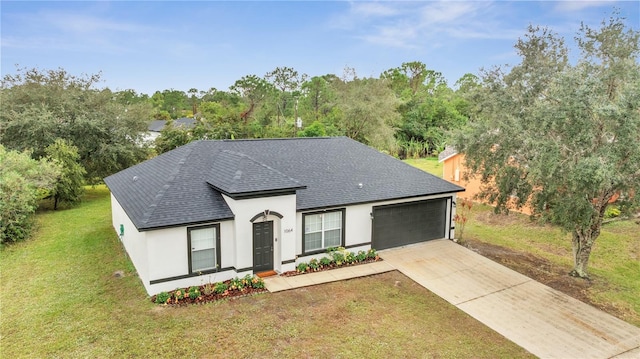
<box><xmin>380</xmin><ymin>240</ymin><xmax>640</xmax><ymax>359</ymax></box>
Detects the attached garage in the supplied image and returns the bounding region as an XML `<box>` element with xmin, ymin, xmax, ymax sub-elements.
<box><xmin>372</xmin><ymin>198</ymin><xmax>449</xmax><ymax>250</ymax></box>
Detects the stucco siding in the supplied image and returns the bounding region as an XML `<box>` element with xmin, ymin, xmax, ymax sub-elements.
<box><xmin>148</xmin><ymin>269</ymin><xmax>238</xmax><ymax>295</ymax></box>
<box><xmin>222</xmin><ymin>194</ymin><xmax>297</xmax><ymax>272</ymax></box>
<box><xmin>295</xmin><ymin>193</ymin><xmax>456</xmax><ymax>262</ymax></box>
<box><xmin>146</xmin><ymin>226</ymin><xmax>188</xmax><ymax>281</ymax></box>
<box><xmin>110</xmin><ymin>194</ymin><xmax>149</xmax><ymax>288</ymax></box>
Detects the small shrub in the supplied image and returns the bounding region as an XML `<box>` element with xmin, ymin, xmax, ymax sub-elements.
<box><xmin>202</xmin><ymin>283</ymin><xmax>215</xmax><ymax>296</ymax></box>
<box><xmin>326</xmin><ymin>246</ymin><xmax>338</xmax><ymax>253</ymax></box>
<box><xmin>155</xmin><ymin>292</ymin><xmax>170</xmax><ymax>304</ymax></box>
<box><xmin>356</xmin><ymin>250</ymin><xmax>367</xmax><ymax>262</ymax></box>
<box><xmin>309</xmin><ymin>258</ymin><xmax>319</xmax><ymax>270</ymax></box>
<box><xmin>230</xmin><ymin>277</ymin><xmax>244</xmax><ymax>290</ymax></box>
<box><xmin>604</xmin><ymin>206</ymin><xmax>621</xmax><ymax>219</ymax></box>
<box><xmin>214</xmin><ymin>282</ymin><xmax>228</xmax><ymax>294</ymax></box>
<box><xmin>188</xmin><ymin>286</ymin><xmax>200</xmax><ymax>299</ymax></box>
<box><xmin>174</xmin><ymin>288</ymin><xmax>185</xmax><ymax>300</ymax></box>
<box><xmin>297</xmin><ymin>262</ymin><xmax>309</xmax><ymax>273</ymax></box>
<box><xmin>345</xmin><ymin>251</ymin><xmax>356</xmax><ymax>263</ymax></box>
<box><xmin>331</xmin><ymin>251</ymin><xmax>345</xmax><ymax>265</ymax></box>
<box><xmin>367</xmin><ymin>248</ymin><xmax>377</xmax><ymax>259</ymax></box>
<box><xmin>241</xmin><ymin>274</ymin><xmax>253</xmax><ymax>288</ymax></box>
<box><xmin>251</xmin><ymin>276</ymin><xmax>265</xmax><ymax>289</ymax></box>
<box><xmin>320</xmin><ymin>256</ymin><xmax>332</xmax><ymax>266</ymax></box>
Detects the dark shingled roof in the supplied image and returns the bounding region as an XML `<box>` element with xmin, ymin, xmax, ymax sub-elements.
<box><xmin>104</xmin><ymin>137</ymin><xmax>464</xmax><ymax>231</ymax></box>
<box><xmin>148</xmin><ymin>117</ymin><xmax>197</xmax><ymax>132</ymax></box>
<box><xmin>206</xmin><ymin>150</ymin><xmax>306</xmax><ymax>197</ymax></box>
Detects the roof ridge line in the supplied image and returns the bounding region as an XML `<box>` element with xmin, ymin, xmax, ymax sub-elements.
<box><xmin>141</xmin><ymin>144</ymin><xmax>196</xmax><ymax>225</ymax></box>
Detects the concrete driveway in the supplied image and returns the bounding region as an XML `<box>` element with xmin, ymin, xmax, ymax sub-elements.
<box><xmin>380</xmin><ymin>240</ymin><xmax>640</xmax><ymax>359</ymax></box>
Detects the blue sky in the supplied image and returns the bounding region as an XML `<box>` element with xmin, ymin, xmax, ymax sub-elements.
<box><xmin>2</xmin><ymin>1</ymin><xmax>638</xmax><ymax>95</ymax></box>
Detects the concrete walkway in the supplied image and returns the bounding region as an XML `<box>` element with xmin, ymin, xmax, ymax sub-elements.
<box><xmin>264</xmin><ymin>260</ymin><xmax>395</xmax><ymax>292</ymax></box>
<box><xmin>264</xmin><ymin>240</ymin><xmax>640</xmax><ymax>358</ymax></box>
<box><xmin>381</xmin><ymin>240</ymin><xmax>640</xmax><ymax>359</ymax></box>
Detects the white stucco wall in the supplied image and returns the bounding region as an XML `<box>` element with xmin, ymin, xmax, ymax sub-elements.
<box><xmin>110</xmin><ymin>194</ymin><xmax>149</xmax><ymax>289</ymax></box>
<box><xmin>222</xmin><ymin>194</ymin><xmax>297</xmax><ymax>273</ymax></box>
<box><xmin>111</xmin><ymin>190</ymin><xmax>457</xmax><ymax>295</ymax></box>
<box><xmin>295</xmin><ymin>193</ymin><xmax>457</xmax><ymax>264</ymax></box>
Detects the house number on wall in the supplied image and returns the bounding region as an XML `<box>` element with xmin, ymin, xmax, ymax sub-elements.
<box><xmin>284</xmin><ymin>228</ymin><xmax>293</xmax><ymax>233</ymax></box>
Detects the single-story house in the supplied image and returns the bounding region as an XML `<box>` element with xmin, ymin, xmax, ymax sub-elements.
<box><xmin>105</xmin><ymin>137</ymin><xmax>464</xmax><ymax>295</ymax></box>
<box><xmin>144</xmin><ymin>117</ymin><xmax>197</xmax><ymax>143</ymax></box>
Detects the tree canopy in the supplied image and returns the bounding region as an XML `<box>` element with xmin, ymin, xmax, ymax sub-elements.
<box><xmin>452</xmin><ymin>15</ymin><xmax>640</xmax><ymax>278</ymax></box>
<box><xmin>0</xmin><ymin>67</ymin><xmax>152</xmax><ymax>183</ymax></box>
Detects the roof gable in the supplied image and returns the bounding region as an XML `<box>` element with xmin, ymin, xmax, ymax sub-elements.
<box><xmin>206</xmin><ymin>150</ymin><xmax>306</xmax><ymax>198</ymax></box>
<box><xmin>438</xmin><ymin>146</ymin><xmax>459</xmax><ymax>162</ymax></box>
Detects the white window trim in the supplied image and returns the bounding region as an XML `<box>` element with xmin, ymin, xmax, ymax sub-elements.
<box><xmin>303</xmin><ymin>210</ymin><xmax>344</xmax><ymax>253</ymax></box>
<box><xmin>187</xmin><ymin>224</ymin><xmax>220</xmax><ymax>274</ymax></box>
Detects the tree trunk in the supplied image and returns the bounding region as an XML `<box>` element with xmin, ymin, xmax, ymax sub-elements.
<box><xmin>570</xmin><ymin>230</ymin><xmax>594</xmax><ymax>278</ymax></box>
<box><xmin>569</xmin><ymin>204</ymin><xmax>607</xmax><ymax>279</ymax></box>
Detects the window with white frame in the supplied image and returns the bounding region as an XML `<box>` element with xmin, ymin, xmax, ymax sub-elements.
<box><xmin>188</xmin><ymin>225</ymin><xmax>218</xmax><ymax>273</ymax></box>
<box><xmin>304</xmin><ymin>210</ymin><xmax>343</xmax><ymax>252</ymax></box>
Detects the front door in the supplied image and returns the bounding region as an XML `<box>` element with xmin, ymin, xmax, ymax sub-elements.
<box><xmin>253</xmin><ymin>221</ymin><xmax>274</xmax><ymax>272</ymax></box>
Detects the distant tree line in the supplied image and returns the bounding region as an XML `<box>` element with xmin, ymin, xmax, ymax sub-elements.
<box><xmin>143</xmin><ymin>63</ymin><xmax>474</xmax><ymax>157</ymax></box>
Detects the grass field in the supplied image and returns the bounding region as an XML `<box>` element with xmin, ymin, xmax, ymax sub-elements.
<box><xmin>403</xmin><ymin>157</ymin><xmax>443</xmax><ymax>177</ymax></box>
<box><xmin>0</xmin><ymin>186</ymin><xmax>533</xmax><ymax>358</ymax></box>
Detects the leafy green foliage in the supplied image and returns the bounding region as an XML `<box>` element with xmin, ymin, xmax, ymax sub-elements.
<box><xmin>296</xmin><ymin>262</ymin><xmax>309</xmax><ymax>273</ymax></box>
<box><xmin>452</xmin><ymin>14</ymin><xmax>640</xmax><ymax>278</ymax></box>
<box><xmin>0</xmin><ymin>67</ymin><xmax>152</xmax><ymax>183</ymax></box>
<box><xmin>297</xmin><ymin>121</ymin><xmax>326</xmax><ymax>137</ymax></box>
<box><xmin>0</xmin><ymin>145</ymin><xmax>60</xmax><ymax>244</ymax></box>
<box><xmin>214</xmin><ymin>282</ymin><xmax>228</xmax><ymax>294</ymax></box>
<box><xmin>45</xmin><ymin>139</ymin><xmax>86</xmax><ymax>209</ymax></box>
<box><xmin>155</xmin><ymin>292</ymin><xmax>170</xmax><ymax>304</ymax></box>
<box><xmin>188</xmin><ymin>286</ymin><xmax>201</xmax><ymax>300</ymax></box>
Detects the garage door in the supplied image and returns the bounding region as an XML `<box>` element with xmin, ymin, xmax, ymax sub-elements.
<box><xmin>372</xmin><ymin>198</ymin><xmax>448</xmax><ymax>250</ymax></box>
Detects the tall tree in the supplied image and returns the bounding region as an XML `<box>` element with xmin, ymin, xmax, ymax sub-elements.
<box><xmin>45</xmin><ymin>139</ymin><xmax>86</xmax><ymax>210</ymax></box>
<box><xmin>300</xmin><ymin>75</ymin><xmax>338</xmax><ymax>123</ymax></box>
<box><xmin>264</xmin><ymin>67</ymin><xmax>308</xmax><ymax>125</ymax></box>
<box><xmin>230</xmin><ymin>75</ymin><xmax>273</xmax><ymax>123</ymax></box>
<box><xmin>332</xmin><ymin>76</ymin><xmax>400</xmax><ymax>150</ymax></box>
<box><xmin>0</xmin><ymin>67</ymin><xmax>151</xmax><ymax>183</ymax></box>
<box><xmin>452</xmin><ymin>15</ymin><xmax>640</xmax><ymax>278</ymax></box>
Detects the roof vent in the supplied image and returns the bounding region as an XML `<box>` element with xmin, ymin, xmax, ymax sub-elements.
<box><xmin>358</xmin><ymin>183</ymin><xmax>363</xmax><ymax>189</ymax></box>
<box><xmin>133</xmin><ymin>176</ymin><xmax>139</xmax><ymax>182</ymax></box>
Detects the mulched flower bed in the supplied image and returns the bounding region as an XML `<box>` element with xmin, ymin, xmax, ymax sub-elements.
<box><xmin>280</xmin><ymin>256</ymin><xmax>382</xmax><ymax>277</ymax></box>
<box><xmin>151</xmin><ymin>276</ymin><xmax>267</xmax><ymax>306</ymax></box>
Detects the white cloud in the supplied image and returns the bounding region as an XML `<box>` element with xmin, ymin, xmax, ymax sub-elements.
<box><xmin>44</xmin><ymin>13</ymin><xmax>155</xmax><ymax>34</ymax></box>
<box><xmin>2</xmin><ymin>9</ymin><xmax>165</xmax><ymax>55</ymax></box>
<box><xmin>331</xmin><ymin>1</ymin><xmax>523</xmax><ymax>48</ymax></box>
<box><xmin>553</xmin><ymin>1</ymin><xmax>618</xmax><ymax>12</ymax></box>
<box><xmin>351</xmin><ymin>2</ymin><xmax>401</xmax><ymax>18</ymax></box>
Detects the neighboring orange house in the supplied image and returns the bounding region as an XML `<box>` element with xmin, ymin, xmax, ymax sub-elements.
<box><xmin>438</xmin><ymin>146</ymin><xmax>533</xmax><ymax>215</ymax></box>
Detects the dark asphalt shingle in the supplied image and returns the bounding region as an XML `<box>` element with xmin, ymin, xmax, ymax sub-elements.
<box><xmin>206</xmin><ymin>150</ymin><xmax>305</xmax><ymax>196</ymax></box>
<box><xmin>104</xmin><ymin>137</ymin><xmax>464</xmax><ymax>231</ymax></box>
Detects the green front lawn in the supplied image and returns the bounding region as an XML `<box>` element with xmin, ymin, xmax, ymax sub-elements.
<box><xmin>0</xmin><ymin>186</ymin><xmax>533</xmax><ymax>358</ymax></box>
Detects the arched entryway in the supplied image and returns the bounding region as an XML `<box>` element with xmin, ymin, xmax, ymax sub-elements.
<box><xmin>250</xmin><ymin>211</ymin><xmax>283</xmax><ymax>274</ymax></box>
